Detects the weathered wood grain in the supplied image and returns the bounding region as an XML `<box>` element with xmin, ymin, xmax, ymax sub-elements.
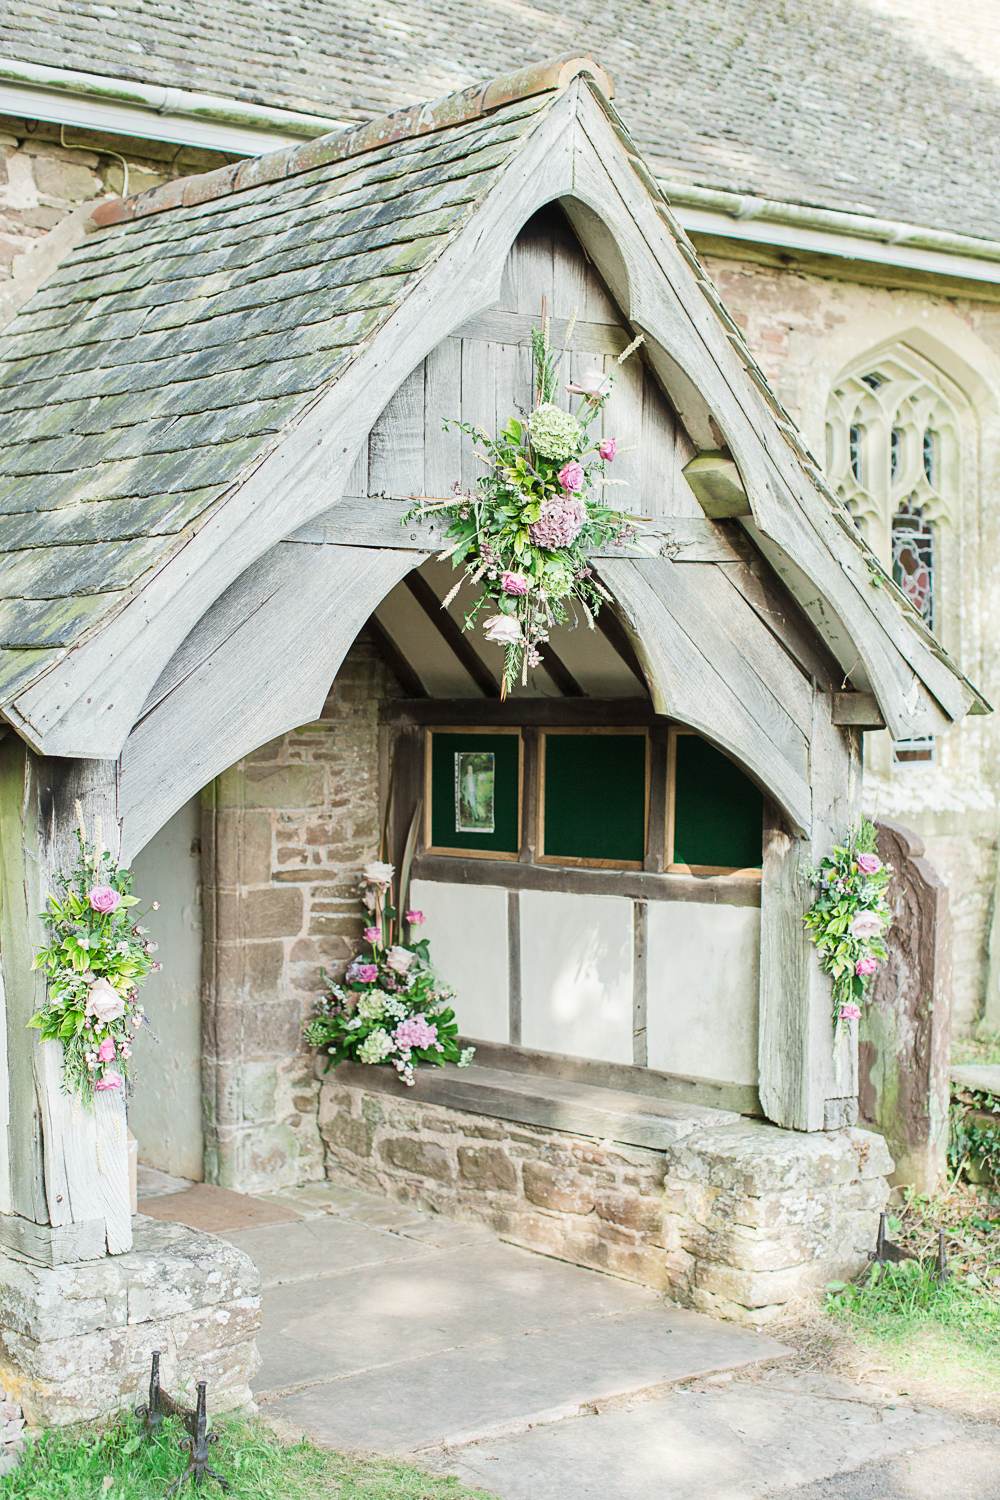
<box><xmin>413</xmin><ymin>853</ymin><xmax>762</xmax><ymax>907</ymax></box>
<box><xmin>119</xmin><ymin>545</ymin><xmax>424</xmax><ymax>860</ymax></box>
<box><xmin>0</xmin><ymin>1211</ymin><xmax>106</xmax><ymax>1265</ymax></box>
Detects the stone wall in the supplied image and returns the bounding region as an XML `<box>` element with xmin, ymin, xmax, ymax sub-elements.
<box><xmin>0</xmin><ymin>1217</ymin><xmax>260</xmax><ymax>1427</ymax></box>
<box><xmin>0</xmin><ymin>113</ymin><xmax>234</xmax><ymax>329</ymax></box>
<box><xmin>201</xmin><ymin>639</ymin><xmax>396</xmax><ymax>1195</ymax></box>
<box><xmin>702</xmin><ymin>251</ymin><xmax>1000</xmax><ymax>1033</ymax></box>
<box><xmin>319</xmin><ymin>1075</ymin><xmax>891</xmax><ymax>1325</ymax></box>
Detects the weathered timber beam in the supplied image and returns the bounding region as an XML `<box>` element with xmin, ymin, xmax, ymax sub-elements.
<box><xmin>413</xmin><ymin>853</ymin><xmax>761</xmax><ymax>906</ymax></box>
<box><xmin>831</xmin><ymin>691</ymin><xmax>886</xmax><ymax>729</ymax></box>
<box><xmin>537</xmin><ymin>641</ymin><xmax>586</xmax><ymax>697</ymax></box>
<box><xmin>403</xmin><ymin>572</ymin><xmax>501</xmax><ymax>698</ymax></box>
<box><xmin>365</xmin><ymin>617</ymin><xmax>429</xmax><ymax>699</ymax></box>
<box><xmin>382</xmin><ymin>697</ymin><xmax>654</xmax><ymax>726</ymax></box>
<box><xmin>285</xmin><ymin>499</ymin><xmax>742</xmax><ymax>562</ymax></box>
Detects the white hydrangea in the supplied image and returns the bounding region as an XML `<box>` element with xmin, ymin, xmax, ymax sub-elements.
<box><xmin>357</xmin><ymin>1027</ymin><xmax>394</xmax><ymax>1064</ymax></box>
<box><xmin>356</xmin><ymin>990</ymin><xmax>389</xmax><ymax>1021</ymax></box>
<box><xmin>529</xmin><ymin>402</ymin><xmax>580</xmax><ymax>460</ymax></box>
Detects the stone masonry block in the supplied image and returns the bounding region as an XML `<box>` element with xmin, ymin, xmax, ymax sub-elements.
<box><xmin>379</xmin><ymin>1137</ymin><xmax>454</xmax><ymax>1182</ymax></box>
<box><xmin>695</xmin><ymin>1260</ymin><xmax>828</xmax><ymax>1308</ymax></box>
<box><xmin>241</xmin><ymin>765</ymin><xmax>326</xmax><ymax>809</ymax></box>
<box><xmin>243</xmin><ymin>886</ymin><xmax>303</xmax><ymax>940</ymax></box>
<box><xmin>214</xmin><ymin>809</ymin><xmax>272</xmax><ymax>885</ymax></box>
<box><xmin>324</xmin><ymin>1111</ymin><xmax>373</xmax><ymax>1159</ymax></box>
<box><xmin>595</xmin><ymin>1192</ymin><xmax>664</xmax><ymax>1233</ymax></box>
<box><xmin>522</xmin><ymin>1162</ymin><xmax>596</xmax><ymax>1215</ymax></box>
<box><xmin>457</xmin><ymin>1145</ymin><xmax>517</xmax><ymax>1192</ymax></box>
<box><xmin>0</xmin><ymin>1218</ymin><xmax>260</xmax><ymax>1426</ymax></box>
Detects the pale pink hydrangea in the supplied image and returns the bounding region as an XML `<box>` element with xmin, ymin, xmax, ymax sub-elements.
<box><xmin>528</xmin><ymin>494</ymin><xmax>586</xmax><ymax>549</ymax></box>
<box><xmin>393</xmin><ymin>1015</ymin><xmax>440</xmax><ymax>1051</ymax></box>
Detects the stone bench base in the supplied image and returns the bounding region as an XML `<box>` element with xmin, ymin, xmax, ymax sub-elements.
<box><xmin>319</xmin><ymin>1065</ymin><xmax>893</xmax><ymax>1325</ymax></box>
<box><xmin>0</xmin><ymin>1215</ymin><xmax>261</xmax><ymax>1427</ymax></box>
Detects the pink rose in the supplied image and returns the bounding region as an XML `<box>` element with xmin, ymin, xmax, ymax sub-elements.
<box><xmin>405</xmin><ymin>910</ymin><xmax>424</xmax><ymax>926</ymax></box>
<box><xmin>567</xmin><ymin>369</ymin><xmax>611</xmax><ymax>402</ymax></box>
<box><xmin>95</xmin><ymin>1072</ymin><xmax>122</xmax><ymax>1091</ymax></box>
<box><xmin>599</xmin><ymin>438</ymin><xmax>616</xmax><ymax>461</ymax></box>
<box><xmin>557</xmin><ymin>461</ymin><xmax>584</xmax><ymax>492</ymax></box>
<box><xmin>385</xmin><ymin>946</ymin><xmax>415</xmax><ymax>975</ymax></box>
<box><xmin>88</xmin><ymin>886</ymin><xmax>121</xmax><ymax>914</ymax></box>
<box><xmin>483</xmin><ymin>615</ymin><xmax>522</xmax><ymax>645</ymax></box>
<box><xmin>839</xmin><ymin>1003</ymin><xmax>862</xmax><ymax>1022</ymax></box>
<box><xmin>855</xmin><ymin>955</ymin><xmax>878</xmax><ymax>977</ymax></box>
<box><xmin>97</xmin><ymin>1037</ymin><xmax>116</xmax><ymax>1063</ymax></box>
<box><xmin>363</xmin><ymin>926</ymin><xmax>381</xmax><ymax>944</ymax></box>
<box><xmin>857</xmin><ymin>853</ymin><xmax>882</xmax><ymax>874</ymax></box>
<box><xmin>501</xmin><ymin>571</ymin><xmax>529</xmax><ymax>596</ymax></box>
<box><xmin>86</xmin><ymin>977</ymin><xmax>125</xmax><ymax>1023</ymax></box>
<box><xmin>356</xmin><ymin>964</ymin><xmax>378</xmax><ymax>984</ymax></box>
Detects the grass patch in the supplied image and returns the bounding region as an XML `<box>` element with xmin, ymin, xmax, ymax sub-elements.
<box><xmin>0</xmin><ymin>1413</ymin><xmax>492</xmax><ymax>1500</ymax></box>
<box><xmin>824</xmin><ymin>1187</ymin><xmax>1000</xmax><ymax>1401</ymax></box>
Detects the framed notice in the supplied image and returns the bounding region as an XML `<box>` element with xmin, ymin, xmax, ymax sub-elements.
<box><xmin>537</xmin><ymin>728</ymin><xmax>649</xmax><ymax>870</ymax></box>
<box><xmin>666</xmin><ymin>727</ymin><xmax>763</xmax><ymax>875</ymax></box>
<box><xmin>424</xmin><ymin>727</ymin><xmax>522</xmax><ymax>859</ymax></box>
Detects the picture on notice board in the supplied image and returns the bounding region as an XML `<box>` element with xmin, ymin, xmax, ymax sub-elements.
<box><xmin>455</xmin><ymin>751</ymin><xmax>495</xmax><ymax>834</ymax></box>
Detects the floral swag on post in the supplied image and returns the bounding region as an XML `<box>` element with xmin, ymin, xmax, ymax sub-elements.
<box><xmin>304</xmin><ymin>861</ymin><xmax>473</xmax><ymax>1088</ymax></box>
<box><xmin>29</xmin><ymin>806</ymin><xmax>158</xmax><ymax>1103</ymax></box>
<box><xmin>404</xmin><ymin>313</ymin><xmax>646</xmax><ymax>697</ymax></box>
<box><xmin>803</xmin><ymin>818</ymin><xmax>892</xmax><ymax>1036</ymax></box>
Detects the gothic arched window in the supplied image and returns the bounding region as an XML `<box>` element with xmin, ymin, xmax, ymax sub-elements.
<box><xmin>826</xmin><ymin>349</ymin><xmax>958</xmax><ymax>764</ymax></box>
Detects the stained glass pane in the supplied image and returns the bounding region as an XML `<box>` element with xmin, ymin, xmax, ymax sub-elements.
<box><xmin>891</xmin><ymin>505</ymin><xmax>933</xmax><ymax>630</ymax></box>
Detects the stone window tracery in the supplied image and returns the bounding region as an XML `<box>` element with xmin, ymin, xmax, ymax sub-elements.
<box><xmin>826</xmin><ymin>349</ymin><xmax>959</xmax><ymax>765</ymax></box>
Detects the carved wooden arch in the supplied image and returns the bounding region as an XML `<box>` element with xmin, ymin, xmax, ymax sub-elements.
<box><xmin>10</xmin><ymin>79</ymin><xmax>975</xmax><ymax>767</ymax></box>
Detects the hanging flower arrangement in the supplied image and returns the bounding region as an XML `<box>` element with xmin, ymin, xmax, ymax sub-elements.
<box><xmin>404</xmin><ymin>315</ymin><xmax>645</xmax><ymax>697</ymax></box>
<box><xmin>29</xmin><ymin>807</ymin><xmax>158</xmax><ymax>1103</ymax></box>
<box><xmin>304</xmin><ymin>861</ymin><xmax>474</xmax><ymax>1088</ymax></box>
<box><xmin>803</xmin><ymin>819</ymin><xmax>893</xmax><ymax>1034</ymax></box>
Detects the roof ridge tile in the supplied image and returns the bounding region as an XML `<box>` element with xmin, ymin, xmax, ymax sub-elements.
<box><xmin>89</xmin><ymin>53</ymin><xmax>613</xmax><ymax>230</ymax></box>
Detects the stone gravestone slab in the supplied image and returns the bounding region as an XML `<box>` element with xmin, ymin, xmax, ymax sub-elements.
<box><xmin>858</xmin><ymin>819</ymin><xmax>951</xmax><ymax>1192</ymax></box>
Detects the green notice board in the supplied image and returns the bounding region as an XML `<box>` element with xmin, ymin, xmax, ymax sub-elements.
<box><xmin>671</xmin><ymin>733</ymin><xmax>763</xmax><ymax>870</ymax></box>
<box><xmin>428</xmin><ymin>731</ymin><xmax>521</xmax><ymax>856</ymax></box>
<box><xmin>541</xmin><ymin>732</ymin><xmax>647</xmax><ymax>867</ymax></box>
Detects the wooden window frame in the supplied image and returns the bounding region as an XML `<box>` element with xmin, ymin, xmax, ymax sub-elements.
<box><xmin>423</xmin><ymin>725</ymin><xmax>523</xmax><ymax>861</ymax></box>
<box><xmin>536</xmin><ymin>726</ymin><xmax>650</xmax><ymax>872</ymax></box>
<box><xmin>665</xmin><ymin>726</ymin><xmax>762</xmax><ymax>878</ymax></box>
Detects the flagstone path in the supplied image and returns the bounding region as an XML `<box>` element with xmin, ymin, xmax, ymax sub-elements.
<box><xmin>137</xmin><ymin>1170</ymin><xmax>997</xmax><ymax>1499</ymax></box>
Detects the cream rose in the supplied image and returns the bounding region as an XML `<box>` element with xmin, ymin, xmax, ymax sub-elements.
<box><xmin>86</xmin><ymin>976</ymin><xmax>126</xmax><ymax>1024</ymax></box>
<box><xmin>385</xmin><ymin>946</ymin><xmax>416</xmax><ymax>975</ymax></box>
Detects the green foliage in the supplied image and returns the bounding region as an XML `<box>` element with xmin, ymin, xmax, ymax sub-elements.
<box><xmin>0</xmin><ymin>1414</ymin><xmax>492</xmax><ymax>1500</ymax></box>
<box><xmin>949</xmin><ymin>1091</ymin><xmax>1000</xmax><ymax>1186</ymax></box>
<box><xmin>29</xmin><ymin>824</ymin><xmax>157</xmax><ymax>1103</ymax></box>
<box><xmin>952</xmin><ymin>1029</ymin><xmax>1000</xmax><ymax>1066</ymax></box>
<box><xmin>403</xmin><ymin>318</ymin><xmax>645</xmax><ymax>696</ymax></box>
<box><xmin>802</xmin><ymin>818</ymin><xmax>892</xmax><ymax>1032</ymax></box>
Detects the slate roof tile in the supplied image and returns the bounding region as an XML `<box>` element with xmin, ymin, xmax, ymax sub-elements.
<box><xmin>2</xmin><ymin>1</ymin><xmax>999</xmax><ymax>240</ymax></box>
<box><xmin>0</xmin><ymin>84</ymin><xmax>554</xmax><ymax>701</ymax></box>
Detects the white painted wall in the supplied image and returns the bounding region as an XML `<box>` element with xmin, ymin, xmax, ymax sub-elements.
<box><xmin>409</xmin><ymin>879</ymin><xmax>509</xmax><ymax>1044</ymax></box>
<box><xmin>646</xmin><ymin>903</ymin><xmax>760</xmax><ymax>1086</ymax></box>
<box><xmin>128</xmin><ymin>796</ymin><xmax>204</xmax><ymax>1179</ymax></box>
<box><xmin>519</xmin><ymin>891</ymin><xmax>633</xmax><ymax>1064</ymax></box>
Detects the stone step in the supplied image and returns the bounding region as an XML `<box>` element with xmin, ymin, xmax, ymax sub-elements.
<box><xmin>952</xmin><ymin>1064</ymin><xmax>1000</xmax><ymax>1098</ymax></box>
<box><xmin>333</xmin><ymin>1060</ymin><xmax>738</xmax><ymax>1149</ymax></box>
<box><xmin>261</xmin><ymin>1304</ymin><xmax>790</xmax><ymax>1455</ymax></box>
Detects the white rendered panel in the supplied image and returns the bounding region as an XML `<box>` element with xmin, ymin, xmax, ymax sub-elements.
<box><xmin>409</xmin><ymin>880</ymin><xmax>509</xmax><ymax>1044</ymax></box>
<box><xmin>128</xmin><ymin>796</ymin><xmax>204</xmax><ymax>1179</ymax></box>
<box><xmin>646</xmin><ymin>903</ymin><xmax>760</xmax><ymax>1086</ymax></box>
<box><xmin>519</xmin><ymin>891</ymin><xmax>633</xmax><ymax>1064</ymax></box>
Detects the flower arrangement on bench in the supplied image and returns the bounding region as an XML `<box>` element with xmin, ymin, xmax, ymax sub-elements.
<box><xmin>304</xmin><ymin>861</ymin><xmax>473</xmax><ymax>1088</ymax></box>
<box><xmin>803</xmin><ymin>817</ymin><xmax>892</xmax><ymax>1035</ymax></box>
<box><xmin>29</xmin><ymin>806</ymin><xmax>158</xmax><ymax>1102</ymax></box>
<box><xmin>404</xmin><ymin>313</ymin><xmax>645</xmax><ymax>696</ymax></box>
